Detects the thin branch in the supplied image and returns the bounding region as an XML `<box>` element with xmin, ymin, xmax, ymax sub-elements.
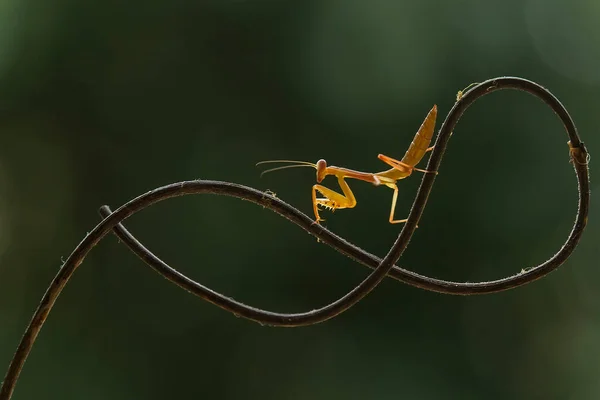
<box><xmin>0</xmin><ymin>77</ymin><xmax>589</xmax><ymax>400</ymax></box>
<box><xmin>102</xmin><ymin>77</ymin><xmax>591</xmax><ymax>295</ymax></box>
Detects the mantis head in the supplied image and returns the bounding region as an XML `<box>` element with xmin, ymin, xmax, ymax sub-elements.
<box><xmin>256</xmin><ymin>159</ymin><xmax>329</xmax><ymax>182</ymax></box>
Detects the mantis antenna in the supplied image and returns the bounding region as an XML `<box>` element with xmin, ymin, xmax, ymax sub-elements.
<box><xmin>256</xmin><ymin>160</ymin><xmax>317</xmax><ymax>177</ymax></box>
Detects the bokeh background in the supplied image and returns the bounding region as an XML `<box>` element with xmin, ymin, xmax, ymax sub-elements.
<box><xmin>1</xmin><ymin>0</ymin><xmax>599</xmax><ymax>399</ymax></box>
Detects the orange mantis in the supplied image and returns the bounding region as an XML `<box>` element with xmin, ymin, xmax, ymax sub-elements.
<box><xmin>257</xmin><ymin>105</ymin><xmax>438</xmax><ymax>225</ymax></box>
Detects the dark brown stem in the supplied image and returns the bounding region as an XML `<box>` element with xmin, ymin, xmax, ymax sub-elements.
<box><xmin>0</xmin><ymin>77</ymin><xmax>589</xmax><ymax>400</ymax></box>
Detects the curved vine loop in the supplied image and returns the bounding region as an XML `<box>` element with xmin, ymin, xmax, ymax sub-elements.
<box><xmin>102</xmin><ymin>76</ymin><xmax>590</xmax><ymax>295</ymax></box>
<box><xmin>0</xmin><ymin>77</ymin><xmax>589</xmax><ymax>400</ymax></box>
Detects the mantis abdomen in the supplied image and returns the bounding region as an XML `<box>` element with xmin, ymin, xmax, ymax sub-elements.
<box><xmin>400</xmin><ymin>105</ymin><xmax>437</xmax><ymax>168</ymax></box>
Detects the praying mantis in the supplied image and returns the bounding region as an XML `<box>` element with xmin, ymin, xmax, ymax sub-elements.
<box><xmin>257</xmin><ymin>105</ymin><xmax>438</xmax><ymax>225</ymax></box>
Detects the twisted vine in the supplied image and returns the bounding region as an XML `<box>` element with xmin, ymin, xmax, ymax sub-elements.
<box><xmin>0</xmin><ymin>77</ymin><xmax>590</xmax><ymax>400</ymax></box>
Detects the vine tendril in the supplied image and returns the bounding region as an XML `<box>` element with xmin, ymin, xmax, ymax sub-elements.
<box><xmin>0</xmin><ymin>77</ymin><xmax>589</xmax><ymax>400</ymax></box>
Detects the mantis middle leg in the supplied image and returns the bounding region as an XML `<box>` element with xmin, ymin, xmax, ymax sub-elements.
<box><xmin>388</xmin><ymin>184</ymin><xmax>408</xmax><ymax>224</ymax></box>
<box><xmin>312</xmin><ymin>176</ymin><xmax>357</xmax><ymax>223</ymax></box>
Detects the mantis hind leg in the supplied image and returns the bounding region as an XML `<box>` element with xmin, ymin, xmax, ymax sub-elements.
<box><xmin>378</xmin><ymin>153</ymin><xmax>437</xmax><ymax>174</ymax></box>
<box><xmin>311</xmin><ymin>177</ymin><xmax>357</xmax><ymax>223</ymax></box>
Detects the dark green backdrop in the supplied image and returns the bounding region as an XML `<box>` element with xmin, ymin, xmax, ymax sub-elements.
<box><xmin>1</xmin><ymin>0</ymin><xmax>599</xmax><ymax>399</ymax></box>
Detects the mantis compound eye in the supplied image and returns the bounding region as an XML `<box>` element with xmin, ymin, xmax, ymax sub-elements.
<box><xmin>316</xmin><ymin>159</ymin><xmax>327</xmax><ymax>182</ymax></box>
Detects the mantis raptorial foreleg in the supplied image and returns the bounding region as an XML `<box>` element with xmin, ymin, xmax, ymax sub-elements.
<box><xmin>311</xmin><ymin>176</ymin><xmax>357</xmax><ymax>222</ymax></box>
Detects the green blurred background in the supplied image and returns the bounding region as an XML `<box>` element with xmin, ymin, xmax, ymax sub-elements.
<box><xmin>1</xmin><ymin>0</ymin><xmax>599</xmax><ymax>398</ymax></box>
